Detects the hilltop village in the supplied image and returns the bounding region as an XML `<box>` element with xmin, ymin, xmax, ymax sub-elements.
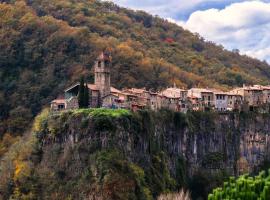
<box><xmin>51</xmin><ymin>51</ymin><xmax>270</xmax><ymax>113</ymax></box>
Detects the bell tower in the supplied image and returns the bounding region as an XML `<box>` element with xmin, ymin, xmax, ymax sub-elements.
<box><xmin>94</xmin><ymin>51</ymin><xmax>111</xmax><ymax>98</ymax></box>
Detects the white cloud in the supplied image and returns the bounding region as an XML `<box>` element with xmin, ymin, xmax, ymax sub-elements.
<box><xmin>109</xmin><ymin>0</ymin><xmax>243</xmax><ymax>19</ymax></box>
<box><xmin>179</xmin><ymin>1</ymin><xmax>270</xmax><ymax>62</ymax></box>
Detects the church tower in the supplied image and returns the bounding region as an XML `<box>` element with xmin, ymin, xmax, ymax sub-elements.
<box><xmin>94</xmin><ymin>51</ymin><xmax>111</xmax><ymax>98</ymax></box>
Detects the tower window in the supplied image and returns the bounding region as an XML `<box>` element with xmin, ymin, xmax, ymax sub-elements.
<box><xmin>105</xmin><ymin>60</ymin><xmax>110</xmax><ymax>67</ymax></box>
<box><xmin>98</xmin><ymin>61</ymin><xmax>101</xmax><ymax>67</ymax></box>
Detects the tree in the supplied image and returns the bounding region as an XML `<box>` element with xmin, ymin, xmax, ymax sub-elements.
<box><xmin>208</xmin><ymin>170</ymin><xmax>270</xmax><ymax>200</ymax></box>
<box><xmin>84</xmin><ymin>84</ymin><xmax>89</xmax><ymax>108</ymax></box>
<box><xmin>78</xmin><ymin>77</ymin><xmax>85</xmax><ymax>108</ymax></box>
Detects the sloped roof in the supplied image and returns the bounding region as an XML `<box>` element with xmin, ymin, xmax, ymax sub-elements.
<box><xmin>111</xmin><ymin>87</ymin><xmax>122</xmax><ymax>94</ymax></box>
<box><xmin>51</xmin><ymin>99</ymin><xmax>66</xmax><ymax>104</ymax></box>
<box><xmin>65</xmin><ymin>83</ymin><xmax>80</xmax><ymax>92</ymax></box>
<box><xmin>160</xmin><ymin>87</ymin><xmax>187</xmax><ymax>98</ymax></box>
<box><xmin>189</xmin><ymin>88</ymin><xmax>214</xmax><ymax>93</ymax></box>
<box><xmin>87</xmin><ymin>84</ymin><xmax>99</xmax><ymax>91</ymax></box>
<box><xmin>125</xmin><ymin>88</ymin><xmax>147</xmax><ymax>94</ymax></box>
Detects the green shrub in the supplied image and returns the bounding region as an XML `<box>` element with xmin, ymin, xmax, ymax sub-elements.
<box><xmin>208</xmin><ymin>169</ymin><xmax>270</xmax><ymax>200</ymax></box>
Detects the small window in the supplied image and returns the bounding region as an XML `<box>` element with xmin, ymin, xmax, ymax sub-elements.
<box><xmin>98</xmin><ymin>61</ymin><xmax>101</xmax><ymax>67</ymax></box>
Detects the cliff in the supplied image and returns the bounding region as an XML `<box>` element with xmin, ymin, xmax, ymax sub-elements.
<box><xmin>1</xmin><ymin>108</ymin><xmax>270</xmax><ymax>200</ymax></box>
<box><xmin>41</xmin><ymin>109</ymin><xmax>270</xmax><ymax>174</ymax></box>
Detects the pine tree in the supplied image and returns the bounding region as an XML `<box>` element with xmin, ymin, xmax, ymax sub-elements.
<box><xmin>84</xmin><ymin>84</ymin><xmax>89</xmax><ymax>108</ymax></box>
<box><xmin>78</xmin><ymin>77</ymin><xmax>85</xmax><ymax>108</ymax></box>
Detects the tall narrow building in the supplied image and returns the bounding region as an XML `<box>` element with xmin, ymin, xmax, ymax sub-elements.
<box><xmin>94</xmin><ymin>51</ymin><xmax>111</xmax><ymax>98</ymax></box>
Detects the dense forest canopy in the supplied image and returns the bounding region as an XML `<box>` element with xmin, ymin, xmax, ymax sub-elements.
<box><xmin>1</xmin><ymin>0</ymin><xmax>270</xmax><ymax>138</ymax></box>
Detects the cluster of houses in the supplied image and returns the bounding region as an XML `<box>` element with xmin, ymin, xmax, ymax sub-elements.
<box><xmin>51</xmin><ymin>52</ymin><xmax>270</xmax><ymax>113</ymax></box>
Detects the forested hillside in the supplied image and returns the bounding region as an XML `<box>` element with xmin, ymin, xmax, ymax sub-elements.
<box><xmin>1</xmin><ymin>0</ymin><xmax>270</xmax><ymax>139</ymax></box>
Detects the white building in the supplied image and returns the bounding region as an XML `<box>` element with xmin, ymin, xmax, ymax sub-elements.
<box><xmin>213</xmin><ymin>92</ymin><xmax>228</xmax><ymax>111</ymax></box>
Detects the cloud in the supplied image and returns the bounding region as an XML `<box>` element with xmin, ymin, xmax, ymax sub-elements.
<box><xmin>109</xmin><ymin>0</ymin><xmax>244</xmax><ymax>20</ymax></box>
<box><xmin>178</xmin><ymin>1</ymin><xmax>270</xmax><ymax>62</ymax></box>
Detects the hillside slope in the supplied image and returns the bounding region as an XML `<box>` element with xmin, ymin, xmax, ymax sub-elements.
<box><xmin>1</xmin><ymin>0</ymin><xmax>270</xmax><ymax>135</ymax></box>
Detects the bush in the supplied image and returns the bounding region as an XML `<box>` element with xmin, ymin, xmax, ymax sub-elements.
<box><xmin>208</xmin><ymin>169</ymin><xmax>270</xmax><ymax>200</ymax></box>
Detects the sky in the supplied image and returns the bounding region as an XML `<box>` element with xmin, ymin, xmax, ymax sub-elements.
<box><xmin>109</xmin><ymin>0</ymin><xmax>270</xmax><ymax>63</ymax></box>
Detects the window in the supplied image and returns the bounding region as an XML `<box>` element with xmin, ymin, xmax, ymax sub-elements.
<box><xmin>105</xmin><ymin>60</ymin><xmax>110</xmax><ymax>66</ymax></box>
<box><xmin>98</xmin><ymin>61</ymin><xmax>101</xmax><ymax>67</ymax></box>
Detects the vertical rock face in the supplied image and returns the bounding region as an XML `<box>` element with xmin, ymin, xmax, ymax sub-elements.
<box><xmin>41</xmin><ymin>111</ymin><xmax>270</xmax><ymax>177</ymax></box>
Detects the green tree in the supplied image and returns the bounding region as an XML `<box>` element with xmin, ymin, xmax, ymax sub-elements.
<box><xmin>208</xmin><ymin>170</ymin><xmax>270</xmax><ymax>200</ymax></box>
<box><xmin>78</xmin><ymin>77</ymin><xmax>85</xmax><ymax>108</ymax></box>
<box><xmin>84</xmin><ymin>84</ymin><xmax>89</xmax><ymax>108</ymax></box>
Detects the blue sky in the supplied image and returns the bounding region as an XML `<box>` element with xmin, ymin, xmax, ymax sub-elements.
<box><xmin>109</xmin><ymin>0</ymin><xmax>270</xmax><ymax>62</ymax></box>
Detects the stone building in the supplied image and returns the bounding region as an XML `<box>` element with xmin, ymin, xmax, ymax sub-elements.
<box><xmin>51</xmin><ymin>51</ymin><xmax>122</xmax><ymax>111</ymax></box>
<box><xmin>227</xmin><ymin>93</ymin><xmax>243</xmax><ymax>111</ymax></box>
<box><xmin>94</xmin><ymin>51</ymin><xmax>111</xmax><ymax>98</ymax></box>
<box><xmin>51</xmin><ymin>98</ymin><xmax>66</xmax><ymax>111</ymax></box>
<box><xmin>213</xmin><ymin>91</ymin><xmax>228</xmax><ymax>111</ymax></box>
<box><xmin>230</xmin><ymin>86</ymin><xmax>263</xmax><ymax>111</ymax></box>
<box><xmin>159</xmin><ymin>87</ymin><xmax>188</xmax><ymax>112</ymax></box>
<box><xmin>188</xmin><ymin>88</ymin><xmax>214</xmax><ymax>111</ymax></box>
<box><xmin>253</xmin><ymin>85</ymin><xmax>270</xmax><ymax>104</ymax></box>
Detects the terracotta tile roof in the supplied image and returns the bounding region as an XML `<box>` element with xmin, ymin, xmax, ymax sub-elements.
<box><xmin>51</xmin><ymin>99</ymin><xmax>66</xmax><ymax>104</ymax></box>
<box><xmin>87</xmin><ymin>84</ymin><xmax>99</xmax><ymax>91</ymax></box>
<box><xmin>121</xmin><ymin>92</ymin><xmax>138</xmax><ymax>97</ymax></box>
<box><xmin>188</xmin><ymin>95</ymin><xmax>200</xmax><ymax>99</ymax></box>
<box><xmin>160</xmin><ymin>87</ymin><xmax>187</xmax><ymax>98</ymax></box>
<box><xmin>189</xmin><ymin>88</ymin><xmax>214</xmax><ymax>93</ymax></box>
<box><xmin>226</xmin><ymin>91</ymin><xmax>243</xmax><ymax>96</ymax></box>
<box><xmin>214</xmin><ymin>91</ymin><xmax>228</xmax><ymax>95</ymax></box>
<box><xmin>126</xmin><ymin>88</ymin><xmax>147</xmax><ymax>94</ymax></box>
<box><xmin>253</xmin><ymin>85</ymin><xmax>270</xmax><ymax>90</ymax></box>
<box><xmin>110</xmin><ymin>87</ymin><xmax>122</xmax><ymax>94</ymax></box>
<box><xmin>244</xmin><ymin>86</ymin><xmax>263</xmax><ymax>91</ymax></box>
<box><xmin>102</xmin><ymin>93</ymin><xmax>119</xmax><ymax>98</ymax></box>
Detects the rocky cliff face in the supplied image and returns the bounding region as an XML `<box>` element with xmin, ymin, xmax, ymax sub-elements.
<box><xmin>41</xmin><ymin>110</ymin><xmax>270</xmax><ymax>177</ymax></box>
<box><xmin>2</xmin><ymin>109</ymin><xmax>270</xmax><ymax>200</ymax></box>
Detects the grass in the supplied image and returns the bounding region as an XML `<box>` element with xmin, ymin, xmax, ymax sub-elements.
<box><xmin>69</xmin><ymin>108</ymin><xmax>131</xmax><ymax>118</ymax></box>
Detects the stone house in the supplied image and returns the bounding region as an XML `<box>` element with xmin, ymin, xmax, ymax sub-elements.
<box><xmin>188</xmin><ymin>88</ymin><xmax>214</xmax><ymax>111</ymax></box>
<box><xmin>227</xmin><ymin>93</ymin><xmax>243</xmax><ymax>111</ymax></box>
<box><xmin>253</xmin><ymin>85</ymin><xmax>270</xmax><ymax>104</ymax></box>
<box><xmin>187</xmin><ymin>95</ymin><xmax>202</xmax><ymax>111</ymax></box>
<box><xmin>123</xmin><ymin>88</ymin><xmax>150</xmax><ymax>106</ymax></box>
<box><xmin>230</xmin><ymin>86</ymin><xmax>263</xmax><ymax>111</ymax></box>
<box><xmin>159</xmin><ymin>87</ymin><xmax>188</xmax><ymax>112</ymax></box>
<box><xmin>213</xmin><ymin>91</ymin><xmax>228</xmax><ymax>111</ymax></box>
<box><xmin>102</xmin><ymin>93</ymin><xmax>121</xmax><ymax>108</ymax></box>
<box><xmin>51</xmin><ymin>98</ymin><xmax>66</xmax><ymax>111</ymax></box>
